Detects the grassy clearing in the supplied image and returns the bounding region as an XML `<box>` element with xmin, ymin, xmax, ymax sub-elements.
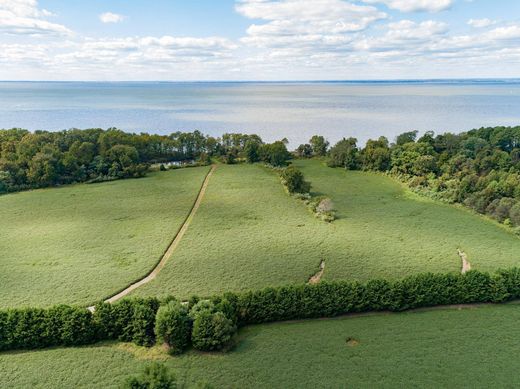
<box><xmin>132</xmin><ymin>164</ymin><xmax>330</xmax><ymax>300</ymax></box>
<box><xmin>0</xmin><ymin>167</ymin><xmax>209</xmax><ymax>308</ymax></box>
<box><xmin>133</xmin><ymin>161</ymin><xmax>520</xmax><ymax>301</ymax></box>
<box><xmin>2</xmin><ymin>304</ymin><xmax>520</xmax><ymax>388</ymax></box>
<box><xmin>294</xmin><ymin>159</ymin><xmax>520</xmax><ymax>281</ymax></box>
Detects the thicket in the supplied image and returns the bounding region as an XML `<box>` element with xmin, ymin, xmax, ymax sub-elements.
<box><xmin>308</xmin><ymin>126</ymin><xmax>520</xmax><ymax>230</ymax></box>
<box><xmin>0</xmin><ymin>128</ymin><xmax>297</xmax><ymax>193</ymax></box>
<box><xmin>123</xmin><ymin>363</ymin><xmax>178</xmax><ymax>389</ymax></box>
<box><xmin>2</xmin><ymin>269</ymin><xmax>520</xmax><ymax>353</ymax></box>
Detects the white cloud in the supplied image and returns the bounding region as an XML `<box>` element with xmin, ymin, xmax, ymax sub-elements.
<box><xmin>363</xmin><ymin>0</ymin><xmax>453</xmax><ymax>13</ymax></box>
<box><xmin>237</xmin><ymin>0</ymin><xmax>386</xmax><ymax>50</ymax></box>
<box><xmin>353</xmin><ymin>20</ymin><xmax>448</xmax><ymax>51</ymax></box>
<box><xmin>467</xmin><ymin>18</ymin><xmax>496</xmax><ymax>28</ymax></box>
<box><xmin>99</xmin><ymin>12</ymin><xmax>125</xmax><ymax>24</ymax></box>
<box><xmin>0</xmin><ymin>0</ymin><xmax>71</xmax><ymax>35</ymax></box>
<box><xmin>1</xmin><ymin>0</ymin><xmax>520</xmax><ymax>80</ymax></box>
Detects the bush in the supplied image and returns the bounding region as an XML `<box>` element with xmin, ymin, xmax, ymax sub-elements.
<box><xmin>94</xmin><ymin>298</ymin><xmax>159</xmax><ymax>346</ymax></box>
<box><xmin>191</xmin><ymin>311</ymin><xmax>236</xmax><ymax>351</ymax></box>
<box><xmin>189</xmin><ymin>300</ymin><xmax>216</xmax><ymax>320</ymax></box>
<box><xmin>280</xmin><ymin>166</ymin><xmax>311</xmax><ymax>194</ymax></box>
<box><xmin>155</xmin><ymin>301</ymin><xmax>191</xmax><ymax>354</ymax></box>
<box><xmin>3</xmin><ymin>268</ymin><xmax>520</xmax><ymax>353</ymax></box>
<box><xmin>0</xmin><ymin>306</ymin><xmax>96</xmax><ymax>351</ymax></box>
<box><xmin>123</xmin><ymin>363</ymin><xmax>178</xmax><ymax>389</ymax></box>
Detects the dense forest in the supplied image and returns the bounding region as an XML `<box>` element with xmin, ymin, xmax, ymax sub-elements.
<box><xmin>299</xmin><ymin>126</ymin><xmax>520</xmax><ymax>229</ymax></box>
<box><xmin>2</xmin><ymin>125</ymin><xmax>520</xmax><ymax>231</ymax></box>
<box><xmin>0</xmin><ymin>128</ymin><xmax>288</xmax><ymax>193</ymax></box>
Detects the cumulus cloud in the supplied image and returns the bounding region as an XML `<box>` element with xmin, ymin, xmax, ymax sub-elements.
<box><xmin>237</xmin><ymin>0</ymin><xmax>386</xmax><ymax>50</ymax></box>
<box><xmin>99</xmin><ymin>12</ymin><xmax>125</xmax><ymax>24</ymax></box>
<box><xmin>363</xmin><ymin>0</ymin><xmax>453</xmax><ymax>13</ymax></box>
<box><xmin>467</xmin><ymin>18</ymin><xmax>496</xmax><ymax>28</ymax></box>
<box><xmin>1</xmin><ymin>0</ymin><xmax>520</xmax><ymax>80</ymax></box>
<box><xmin>0</xmin><ymin>0</ymin><xmax>71</xmax><ymax>35</ymax></box>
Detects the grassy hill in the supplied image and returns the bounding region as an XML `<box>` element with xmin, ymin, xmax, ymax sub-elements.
<box><xmin>2</xmin><ymin>304</ymin><xmax>520</xmax><ymax>388</ymax></box>
<box><xmin>131</xmin><ymin>164</ymin><xmax>329</xmax><ymax>300</ymax></box>
<box><xmin>0</xmin><ymin>166</ymin><xmax>209</xmax><ymax>308</ymax></box>
<box><xmin>295</xmin><ymin>159</ymin><xmax>520</xmax><ymax>280</ymax></box>
<box><xmin>132</xmin><ymin>161</ymin><xmax>520</xmax><ymax>300</ymax></box>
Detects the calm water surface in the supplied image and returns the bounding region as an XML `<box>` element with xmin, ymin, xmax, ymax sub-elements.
<box><xmin>1</xmin><ymin>81</ymin><xmax>519</xmax><ymax>146</ymax></box>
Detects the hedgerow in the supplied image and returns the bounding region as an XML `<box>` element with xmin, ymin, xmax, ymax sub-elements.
<box><xmin>1</xmin><ymin>269</ymin><xmax>520</xmax><ymax>352</ymax></box>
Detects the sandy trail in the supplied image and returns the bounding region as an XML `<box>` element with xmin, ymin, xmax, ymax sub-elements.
<box><xmin>458</xmin><ymin>249</ymin><xmax>471</xmax><ymax>274</ymax></box>
<box><xmin>308</xmin><ymin>260</ymin><xmax>325</xmax><ymax>284</ymax></box>
<box><xmin>88</xmin><ymin>165</ymin><xmax>216</xmax><ymax>311</ymax></box>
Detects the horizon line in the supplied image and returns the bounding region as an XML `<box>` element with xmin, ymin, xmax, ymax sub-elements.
<box><xmin>1</xmin><ymin>77</ymin><xmax>520</xmax><ymax>83</ymax></box>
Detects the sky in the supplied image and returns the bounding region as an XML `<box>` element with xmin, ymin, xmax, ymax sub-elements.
<box><xmin>0</xmin><ymin>0</ymin><xmax>519</xmax><ymax>81</ymax></box>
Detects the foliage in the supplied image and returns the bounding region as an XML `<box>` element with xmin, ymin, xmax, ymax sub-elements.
<box><xmin>327</xmin><ymin>137</ymin><xmax>360</xmax><ymax>169</ymax></box>
<box><xmin>259</xmin><ymin>141</ymin><xmax>291</xmax><ymax>166</ymax></box>
<box><xmin>295</xmin><ymin>143</ymin><xmax>313</xmax><ymax>158</ymax></box>
<box><xmin>3</xmin><ymin>268</ymin><xmax>520</xmax><ymax>353</ymax></box>
<box><xmin>123</xmin><ymin>363</ymin><xmax>178</xmax><ymax>389</ymax></box>
<box><xmin>155</xmin><ymin>301</ymin><xmax>192</xmax><ymax>355</ymax></box>
<box><xmin>191</xmin><ymin>311</ymin><xmax>236</xmax><ymax>351</ymax></box>
<box><xmin>4</xmin><ymin>305</ymin><xmax>520</xmax><ymax>388</ymax></box>
<box><xmin>94</xmin><ymin>298</ymin><xmax>160</xmax><ymax>347</ymax></box>
<box><xmin>244</xmin><ymin>140</ymin><xmax>261</xmax><ymax>163</ymax></box>
<box><xmin>309</xmin><ymin>135</ymin><xmax>329</xmax><ymax>156</ymax></box>
<box><xmin>280</xmin><ymin>166</ymin><xmax>311</xmax><ymax>194</ymax></box>
<box><xmin>324</xmin><ymin>126</ymin><xmax>520</xmax><ymax>228</ymax></box>
<box><xmin>0</xmin><ymin>128</ymin><xmax>260</xmax><ymax>194</ymax></box>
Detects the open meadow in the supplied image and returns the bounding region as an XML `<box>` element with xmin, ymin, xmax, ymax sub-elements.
<box><xmin>131</xmin><ymin>163</ymin><xmax>330</xmax><ymax>300</ymax></box>
<box><xmin>295</xmin><ymin>159</ymin><xmax>520</xmax><ymax>280</ymax></box>
<box><xmin>0</xmin><ymin>166</ymin><xmax>209</xmax><ymax>308</ymax></box>
<box><xmin>2</xmin><ymin>304</ymin><xmax>520</xmax><ymax>388</ymax></box>
<box><xmin>132</xmin><ymin>161</ymin><xmax>520</xmax><ymax>300</ymax></box>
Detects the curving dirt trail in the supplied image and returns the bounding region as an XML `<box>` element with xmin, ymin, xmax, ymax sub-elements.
<box><xmin>88</xmin><ymin>165</ymin><xmax>216</xmax><ymax>311</ymax></box>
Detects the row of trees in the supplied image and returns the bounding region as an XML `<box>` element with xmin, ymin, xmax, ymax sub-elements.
<box><xmin>3</xmin><ymin>267</ymin><xmax>520</xmax><ymax>353</ymax></box>
<box><xmin>297</xmin><ymin>126</ymin><xmax>520</xmax><ymax>228</ymax></box>
<box><xmin>0</xmin><ymin>128</ymin><xmax>294</xmax><ymax>194</ymax></box>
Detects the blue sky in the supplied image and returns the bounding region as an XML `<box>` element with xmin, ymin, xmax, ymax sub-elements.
<box><xmin>1</xmin><ymin>0</ymin><xmax>520</xmax><ymax>80</ymax></box>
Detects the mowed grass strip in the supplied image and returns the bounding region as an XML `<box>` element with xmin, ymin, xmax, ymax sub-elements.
<box><xmin>132</xmin><ymin>164</ymin><xmax>330</xmax><ymax>300</ymax></box>
<box><xmin>294</xmin><ymin>159</ymin><xmax>520</xmax><ymax>280</ymax></box>
<box><xmin>0</xmin><ymin>167</ymin><xmax>209</xmax><ymax>308</ymax></box>
<box><xmin>3</xmin><ymin>304</ymin><xmax>520</xmax><ymax>388</ymax></box>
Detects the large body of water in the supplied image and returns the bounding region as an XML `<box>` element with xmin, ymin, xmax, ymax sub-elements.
<box><xmin>1</xmin><ymin>80</ymin><xmax>520</xmax><ymax>146</ymax></box>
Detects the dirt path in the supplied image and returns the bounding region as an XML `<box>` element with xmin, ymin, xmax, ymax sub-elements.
<box><xmin>458</xmin><ymin>249</ymin><xmax>471</xmax><ymax>274</ymax></box>
<box><xmin>88</xmin><ymin>165</ymin><xmax>216</xmax><ymax>311</ymax></box>
<box><xmin>308</xmin><ymin>260</ymin><xmax>325</xmax><ymax>284</ymax></box>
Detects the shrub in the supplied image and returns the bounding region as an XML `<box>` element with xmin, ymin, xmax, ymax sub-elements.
<box><xmin>123</xmin><ymin>363</ymin><xmax>178</xmax><ymax>389</ymax></box>
<box><xmin>280</xmin><ymin>166</ymin><xmax>311</xmax><ymax>194</ymax></box>
<box><xmin>155</xmin><ymin>301</ymin><xmax>191</xmax><ymax>354</ymax></box>
<box><xmin>189</xmin><ymin>300</ymin><xmax>216</xmax><ymax>320</ymax></box>
<box><xmin>191</xmin><ymin>311</ymin><xmax>236</xmax><ymax>351</ymax></box>
<box><xmin>94</xmin><ymin>298</ymin><xmax>159</xmax><ymax>346</ymax></box>
<box><xmin>132</xmin><ymin>303</ymin><xmax>158</xmax><ymax>347</ymax></box>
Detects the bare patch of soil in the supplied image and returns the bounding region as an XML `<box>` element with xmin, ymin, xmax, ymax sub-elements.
<box><xmin>458</xmin><ymin>249</ymin><xmax>471</xmax><ymax>274</ymax></box>
<box><xmin>346</xmin><ymin>337</ymin><xmax>359</xmax><ymax>347</ymax></box>
<box><xmin>308</xmin><ymin>260</ymin><xmax>325</xmax><ymax>284</ymax></box>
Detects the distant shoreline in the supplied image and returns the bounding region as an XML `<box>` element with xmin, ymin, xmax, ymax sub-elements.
<box><xmin>1</xmin><ymin>78</ymin><xmax>520</xmax><ymax>85</ymax></box>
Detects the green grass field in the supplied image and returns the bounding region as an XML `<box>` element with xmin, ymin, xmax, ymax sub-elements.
<box><xmin>2</xmin><ymin>304</ymin><xmax>520</xmax><ymax>388</ymax></box>
<box><xmin>132</xmin><ymin>164</ymin><xmax>330</xmax><ymax>300</ymax></box>
<box><xmin>0</xmin><ymin>167</ymin><xmax>209</xmax><ymax>308</ymax></box>
<box><xmin>294</xmin><ymin>159</ymin><xmax>520</xmax><ymax>281</ymax></box>
<box><xmin>132</xmin><ymin>161</ymin><xmax>520</xmax><ymax>300</ymax></box>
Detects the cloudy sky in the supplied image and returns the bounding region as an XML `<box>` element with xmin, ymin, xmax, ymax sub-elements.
<box><xmin>1</xmin><ymin>0</ymin><xmax>519</xmax><ymax>80</ymax></box>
